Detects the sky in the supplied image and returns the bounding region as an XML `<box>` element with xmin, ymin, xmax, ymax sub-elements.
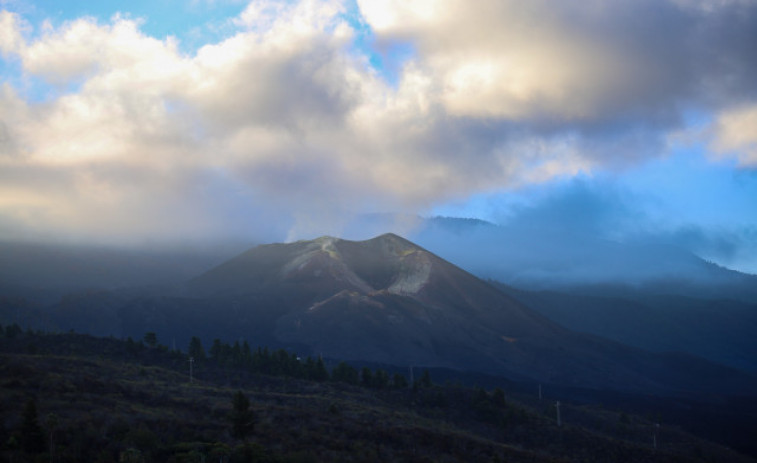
<box><xmin>1</xmin><ymin>0</ymin><xmax>756</xmax><ymax>273</ymax></box>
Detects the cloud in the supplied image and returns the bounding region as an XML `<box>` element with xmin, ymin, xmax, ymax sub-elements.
<box><xmin>363</xmin><ymin>0</ymin><xmax>757</xmax><ymax>122</ymax></box>
<box><xmin>0</xmin><ymin>10</ymin><xmax>24</xmax><ymax>55</ymax></box>
<box><xmin>411</xmin><ymin>178</ymin><xmax>757</xmax><ymax>281</ymax></box>
<box><xmin>711</xmin><ymin>104</ymin><xmax>757</xmax><ymax>166</ymax></box>
<box><xmin>0</xmin><ymin>0</ymin><xmax>756</xmax><ymax>245</ymax></box>
<box><xmin>0</xmin><ymin>2</ymin><xmax>387</xmax><ymax>243</ymax></box>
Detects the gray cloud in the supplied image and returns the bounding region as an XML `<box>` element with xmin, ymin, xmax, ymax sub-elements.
<box><xmin>361</xmin><ymin>0</ymin><xmax>757</xmax><ymax>124</ymax></box>
<box><xmin>0</xmin><ymin>1</ymin><xmax>756</xmax><ymax>245</ymax></box>
<box><xmin>405</xmin><ymin>180</ymin><xmax>757</xmax><ymax>283</ymax></box>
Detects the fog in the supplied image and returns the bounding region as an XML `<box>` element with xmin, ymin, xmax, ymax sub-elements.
<box><xmin>2</xmin><ymin>0</ymin><xmax>757</xmax><ymax>294</ymax></box>
<box><xmin>335</xmin><ymin>179</ymin><xmax>757</xmax><ymax>289</ymax></box>
<box><xmin>3</xmin><ymin>177</ymin><xmax>755</xmax><ymax>299</ymax></box>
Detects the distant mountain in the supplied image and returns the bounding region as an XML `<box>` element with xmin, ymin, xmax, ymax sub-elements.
<box><xmin>366</xmin><ymin>217</ymin><xmax>757</xmax><ymax>375</ymax></box>
<box><xmin>3</xmin><ymin>232</ymin><xmax>756</xmax><ymax>398</ymax></box>
<box><xmin>494</xmin><ymin>283</ymin><xmax>757</xmax><ymax>373</ymax></box>
<box><xmin>185</xmin><ymin>233</ymin><xmax>755</xmax><ymax>396</ymax></box>
<box><xmin>408</xmin><ymin>217</ymin><xmax>757</xmax><ymax>301</ymax></box>
<box><xmin>4</xmin><ymin>215</ymin><xmax>755</xmax><ymax>303</ymax></box>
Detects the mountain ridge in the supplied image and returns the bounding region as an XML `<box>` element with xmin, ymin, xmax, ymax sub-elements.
<box><xmin>2</xmin><ymin>232</ymin><xmax>755</xmax><ymax>397</ymax></box>
<box><xmin>186</xmin><ymin>233</ymin><xmax>757</xmax><ymax>396</ymax></box>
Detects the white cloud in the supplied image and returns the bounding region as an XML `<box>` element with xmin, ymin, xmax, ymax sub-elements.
<box><xmin>711</xmin><ymin>103</ymin><xmax>757</xmax><ymax>166</ymax></box>
<box><xmin>357</xmin><ymin>0</ymin><xmax>644</xmax><ymax>121</ymax></box>
<box><xmin>23</xmin><ymin>15</ymin><xmax>187</xmax><ymax>87</ymax></box>
<box><xmin>358</xmin><ymin>0</ymin><xmax>757</xmax><ymax>124</ymax></box>
<box><xmin>234</xmin><ymin>0</ymin><xmax>346</xmax><ymax>35</ymax></box>
<box><xmin>0</xmin><ymin>10</ymin><xmax>24</xmax><ymax>54</ymax></box>
<box><xmin>0</xmin><ymin>0</ymin><xmax>756</xmax><ymax>244</ymax></box>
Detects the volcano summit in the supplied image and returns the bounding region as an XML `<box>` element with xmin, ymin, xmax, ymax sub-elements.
<box><xmin>183</xmin><ymin>234</ymin><xmax>753</xmax><ymax>396</ymax></box>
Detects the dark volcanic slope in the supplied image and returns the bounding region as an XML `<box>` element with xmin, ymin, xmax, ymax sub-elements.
<box><xmin>190</xmin><ymin>234</ymin><xmax>754</xmax><ymax>395</ymax></box>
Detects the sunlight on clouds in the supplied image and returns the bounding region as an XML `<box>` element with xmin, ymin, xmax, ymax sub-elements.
<box><xmin>22</xmin><ymin>17</ymin><xmax>104</xmax><ymax>83</ymax></box>
<box><xmin>358</xmin><ymin>0</ymin><xmax>672</xmax><ymax>121</ymax></box>
<box><xmin>711</xmin><ymin>104</ymin><xmax>757</xmax><ymax>166</ymax></box>
<box><xmin>0</xmin><ymin>10</ymin><xmax>24</xmax><ymax>54</ymax></box>
<box><xmin>0</xmin><ymin>2</ymin><xmax>399</xmax><ymax>241</ymax></box>
<box><xmin>25</xmin><ymin>16</ymin><xmax>188</xmax><ymax>88</ymax></box>
<box><xmin>234</xmin><ymin>0</ymin><xmax>347</xmax><ymax>40</ymax></box>
<box><xmin>0</xmin><ymin>0</ymin><xmax>756</xmax><ymax>244</ymax></box>
<box><xmin>383</xmin><ymin>1</ymin><xmax>751</xmax><ymax>125</ymax></box>
<box><xmin>356</xmin><ymin>0</ymin><xmax>439</xmax><ymax>33</ymax></box>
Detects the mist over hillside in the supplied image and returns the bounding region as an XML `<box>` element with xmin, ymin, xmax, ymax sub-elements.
<box><xmin>339</xmin><ymin>214</ymin><xmax>757</xmax><ymax>301</ymax></box>
<box><xmin>3</xmin><ymin>1</ymin><xmax>757</xmax><ymax>460</ymax></box>
<box><xmin>2</xmin><ymin>217</ymin><xmax>756</xmax><ymax>383</ymax></box>
<box><xmin>2</xmin><ymin>230</ymin><xmax>757</xmax><ymax>458</ymax></box>
<box><xmin>2</xmin><ymin>210</ymin><xmax>755</xmax><ymax>302</ymax></box>
<box><xmin>0</xmin><ymin>241</ymin><xmax>250</xmax><ymax>303</ymax></box>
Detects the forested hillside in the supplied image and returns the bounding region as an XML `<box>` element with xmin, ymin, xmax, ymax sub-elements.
<box><xmin>0</xmin><ymin>326</ymin><xmax>752</xmax><ymax>463</ymax></box>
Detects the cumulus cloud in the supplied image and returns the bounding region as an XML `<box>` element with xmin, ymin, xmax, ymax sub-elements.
<box><xmin>0</xmin><ymin>10</ymin><xmax>24</xmax><ymax>54</ymax></box>
<box><xmin>711</xmin><ymin>104</ymin><xmax>757</xmax><ymax>166</ymax></box>
<box><xmin>0</xmin><ymin>2</ymin><xmax>389</xmax><ymax>243</ymax></box>
<box><xmin>0</xmin><ymin>0</ymin><xmax>756</xmax><ymax>245</ymax></box>
<box><xmin>361</xmin><ymin>0</ymin><xmax>757</xmax><ymax>123</ymax></box>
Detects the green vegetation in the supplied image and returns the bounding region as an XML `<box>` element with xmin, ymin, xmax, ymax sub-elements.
<box><xmin>143</xmin><ymin>332</ymin><xmax>158</xmax><ymax>348</ymax></box>
<box><xmin>0</xmin><ymin>325</ymin><xmax>752</xmax><ymax>462</ymax></box>
<box><xmin>19</xmin><ymin>397</ymin><xmax>44</xmax><ymax>454</ymax></box>
<box><xmin>231</xmin><ymin>391</ymin><xmax>255</xmax><ymax>440</ymax></box>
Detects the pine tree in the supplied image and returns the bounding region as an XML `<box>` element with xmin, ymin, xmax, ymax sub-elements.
<box><xmin>232</xmin><ymin>341</ymin><xmax>242</xmax><ymax>365</ymax></box>
<box><xmin>332</xmin><ymin>362</ymin><xmax>359</xmax><ymax>385</ymax></box>
<box><xmin>241</xmin><ymin>340</ymin><xmax>252</xmax><ymax>366</ymax></box>
<box><xmin>313</xmin><ymin>357</ymin><xmax>329</xmax><ymax>381</ymax></box>
<box><xmin>230</xmin><ymin>391</ymin><xmax>255</xmax><ymax>440</ymax></box>
<box><xmin>361</xmin><ymin>367</ymin><xmax>374</xmax><ymax>388</ymax></box>
<box><xmin>143</xmin><ymin>332</ymin><xmax>157</xmax><ymax>348</ymax></box>
<box><xmin>188</xmin><ymin>336</ymin><xmax>206</xmax><ymax>362</ymax></box>
<box><xmin>19</xmin><ymin>398</ymin><xmax>44</xmax><ymax>454</ymax></box>
<box><xmin>392</xmin><ymin>372</ymin><xmax>408</xmax><ymax>389</ymax></box>
<box><xmin>374</xmin><ymin>369</ymin><xmax>389</xmax><ymax>389</ymax></box>
<box><xmin>415</xmin><ymin>369</ymin><xmax>432</xmax><ymax>389</ymax></box>
<box><xmin>210</xmin><ymin>339</ymin><xmax>223</xmax><ymax>363</ymax></box>
<box><xmin>5</xmin><ymin>323</ymin><xmax>22</xmax><ymax>338</ymax></box>
<box><xmin>492</xmin><ymin>388</ymin><xmax>507</xmax><ymax>407</ymax></box>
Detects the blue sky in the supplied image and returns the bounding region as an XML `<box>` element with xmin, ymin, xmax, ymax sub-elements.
<box><xmin>4</xmin><ymin>0</ymin><xmax>243</xmax><ymax>41</ymax></box>
<box><xmin>1</xmin><ymin>0</ymin><xmax>756</xmax><ymax>273</ymax></box>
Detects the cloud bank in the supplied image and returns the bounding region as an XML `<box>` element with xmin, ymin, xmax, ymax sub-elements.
<box><xmin>0</xmin><ymin>0</ymin><xmax>756</xmax><ymax>246</ymax></box>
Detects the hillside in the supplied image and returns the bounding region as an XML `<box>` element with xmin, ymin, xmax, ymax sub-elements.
<box><xmin>495</xmin><ymin>284</ymin><xmax>757</xmax><ymax>373</ymax></box>
<box><xmin>0</xmin><ymin>328</ymin><xmax>753</xmax><ymax>463</ymax></box>
<box><xmin>185</xmin><ymin>233</ymin><xmax>757</xmax><ymax>396</ymax></box>
<box><xmin>5</xmin><ymin>234</ymin><xmax>755</xmax><ymax>398</ymax></box>
<box><xmin>406</xmin><ymin>216</ymin><xmax>757</xmax><ymax>302</ymax></box>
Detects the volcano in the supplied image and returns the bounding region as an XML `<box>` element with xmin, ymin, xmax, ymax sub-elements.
<box><xmin>188</xmin><ymin>233</ymin><xmax>754</xmax><ymax>395</ymax></box>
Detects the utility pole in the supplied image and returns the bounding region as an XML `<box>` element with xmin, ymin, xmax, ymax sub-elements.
<box><xmin>409</xmin><ymin>365</ymin><xmax>414</xmax><ymax>388</ymax></box>
<box><xmin>653</xmin><ymin>423</ymin><xmax>660</xmax><ymax>451</ymax></box>
<box><xmin>46</xmin><ymin>413</ymin><xmax>59</xmax><ymax>463</ymax></box>
<box><xmin>189</xmin><ymin>356</ymin><xmax>194</xmax><ymax>384</ymax></box>
<box><xmin>538</xmin><ymin>384</ymin><xmax>542</xmax><ymax>401</ymax></box>
<box><xmin>555</xmin><ymin>401</ymin><xmax>562</xmax><ymax>427</ymax></box>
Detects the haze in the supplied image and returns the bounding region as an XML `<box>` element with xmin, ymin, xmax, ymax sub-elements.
<box><xmin>1</xmin><ymin>0</ymin><xmax>756</xmax><ymax>275</ymax></box>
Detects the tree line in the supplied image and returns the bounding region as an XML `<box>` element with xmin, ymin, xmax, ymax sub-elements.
<box><xmin>1</xmin><ymin>323</ymin><xmax>433</xmax><ymax>391</ymax></box>
<box><xmin>137</xmin><ymin>331</ymin><xmax>433</xmax><ymax>391</ymax></box>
